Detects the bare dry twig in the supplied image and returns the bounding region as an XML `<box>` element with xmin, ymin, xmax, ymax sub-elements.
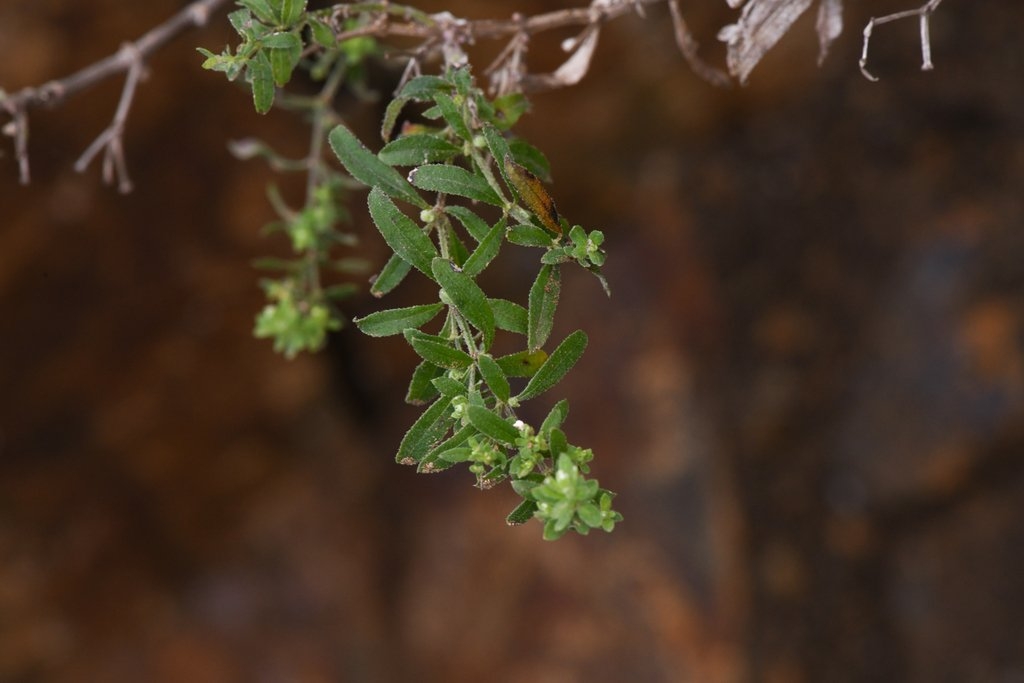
<box><xmin>860</xmin><ymin>0</ymin><xmax>945</xmax><ymax>81</ymax></box>
<box><xmin>1</xmin><ymin>0</ymin><xmax>230</xmax><ymax>189</ymax></box>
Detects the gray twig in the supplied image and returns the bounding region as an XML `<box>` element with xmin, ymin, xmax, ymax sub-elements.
<box><xmin>860</xmin><ymin>0</ymin><xmax>945</xmax><ymax>82</ymax></box>
<box><xmin>1</xmin><ymin>0</ymin><xmax>230</xmax><ymax>189</ymax></box>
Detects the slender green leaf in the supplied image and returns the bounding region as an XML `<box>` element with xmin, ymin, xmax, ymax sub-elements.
<box><xmin>528</xmin><ymin>264</ymin><xmax>560</xmax><ymax>351</ymax></box>
<box><xmin>549</xmin><ymin>429</ymin><xmax>569</xmax><ymax>460</ymax></box>
<box><xmin>329</xmin><ymin>125</ymin><xmax>426</xmax><ymax>207</ymax></box>
<box><xmin>493</xmin><ymin>93</ymin><xmax>530</xmax><ymax>130</ymax></box>
<box><xmin>446</xmin><ymin>206</ymin><xmax>490</xmax><ymax>242</ymax></box>
<box><xmin>540</xmin><ymin>399</ymin><xmax>570</xmax><ymax>437</ymax></box>
<box><xmin>489</xmin><ymin>298</ymin><xmax>528</xmax><ymax>335</ymax></box>
<box><xmin>380</xmin><ymin>96</ymin><xmax>408</xmax><ymax>143</ymax></box>
<box><xmin>370</xmin><ymin>253</ymin><xmax>412</xmax><ymax>297</ymax></box>
<box><xmin>248</xmin><ymin>51</ymin><xmax>275</xmax><ymax>114</ymax></box>
<box><xmin>419</xmin><ymin>424</ymin><xmax>477</xmax><ymax>473</ymax></box>
<box><xmin>238</xmin><ymin>0</ymin><xmax>276</xmax><ymax>25</ymax></box>
<box><xmin>506</xmin><ymin>499</ymin><xmax>538</xmax><ymax>526</ymax></box>
<box><xmin>354</xmin><ymin>302</ymin><xmax>444</xmax><ymax>337</ymax></box>
<box><xmin>276</xmin><ymin>0</ymin><xmax>306</xmax><ymax>26</ymax></box>
<box><xmin>496</xmin><ymin>349</ymin><xmax>547</xmax><ymax>378</ymax></box>
<box><xmin>461</xmin><ymin>219</ymin><xmax>504</xmax><ymax>278</ymax></box>
<box><xmin>483</xmin><ymin>126</ymin><xmax>513</xmax><ymax>186</ymax></box>
<box><xmin>266</xmin><ymin>33</ymin><xmax>302</xmax><ymax>86</ymax></box>
<box><xmin>434</xmin><ymin>92</ymin><xmax>471</xmax><ymax>141</ymax></box>
<box><xmin>431</xmin><ymin>257</ymin><xmax>495</xmax><ymax>349</ymax></box>
<box><xmin>509</xmin><ymin>138</ymin><xmax>552</xmax><ymax>182</ymax></box>
<box><xmin>438</xmin><ymin>446</ymin><xmax>473</xmax><ymax>464</ymax></box>
<box><xmin>406</xmin><ymin>360</ymin><xmax>443</xmax><ymax>405</ymax></box>
<box><xmin>399</xmin><ymin>75</ymin><xmax>451</xmax><ymax>101</ymax></box>
<box><xmin>379</xmin><ymin>135</ymin><xmax>460</xmax><ymax>166</ymax></box>
<box><xmin>507</xmin><ymin>224</ymin><xmax>554</xmax><ymax>248</ymax></box>
<box><xmin>308</xmin><ymin>16</ymin><xmax>335</xmax><ymax>47</ymax></box>
<box><xmin>431</xmin><ymin>375</ymin><xmax>466</xmax><ymax>397</ymax></box>
<box><xmin>396</xmin><ymin>396</ymin><xmax>453</xmax><ymax>464</ymax></box>
<box><xmin>410</xmin><ymin>165</ymin><xmax>502</xmax><ymax>206</ymax></box>
<box><xmin>466</xmin><ymin>405</ymin><xmax>519</xmax><ymax>445</ymax></box>
<box><xmin>477</xmin><ymin>354</ymin><xmax>511</xmax><ymax>403</ymax></box>
<box><xmin>516</xmin><ymin>330</ymin><xmax>588</xmax><ymax>402</ymax></box>
<box><xmin>405</xmin><ymin>329</ymin><xmax>473</xmax><ymax>370</ymax></box>
<box><xmin>367</xmin><ymin>188</ymin><xmax>437</xmax><ymax>276</ymax></box>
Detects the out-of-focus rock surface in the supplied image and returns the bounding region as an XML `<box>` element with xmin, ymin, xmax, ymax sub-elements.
<box><xmin>2</xmin><ymin>2</ymin><xmax>1022</xmax><ymax>681</ymax></box>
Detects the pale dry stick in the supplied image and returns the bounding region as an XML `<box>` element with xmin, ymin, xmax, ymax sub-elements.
<box><xmin>860</xmin><ymin>0</ymin><xmax>945</xmax><ymax>82</ymax></box>
<box><xmin>0</xmin><ymin>0</ymin><xmax>231</xmax><ymax>188</ymax></box>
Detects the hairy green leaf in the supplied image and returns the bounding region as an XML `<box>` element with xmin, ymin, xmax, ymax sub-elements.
<box><xmin>445</xmin><ymin>206</ymin><xmax>490</xmax><ymax>243</ymax></box>
<box><xmin>354</xmin><ymin>302</ymin><xmax>444</xmax><ymax>337</ymax></box>
<box><xmin>370</xmin><ymin>253</ymin><xmax>412</xmax><ymax>297</ymax></box>
<box><xmin>366</xmin><ymin>188</ymin><xmax>437</xmax><ymax>276</ymax></box>
<box><xmin>399</xmin><ymin>75</ymin><xmax>452</xmax><ymax>101</ymax></box>
<box><xmin>517</xmin><ymin>330</ymin><xmax>588</xmax><ymax>402</ymax></box>
<box><xmin>477</xmin><ymin>354</ymin><xmax>511</xmax><ymax>403</ymax></box>
<box><xmin>489</xmin><ymin>298</ymin><xmax>528</xmax><ymax>335</ymax></box>
<box><xmin>396</xmin><ymin>396</ymin><xmax>454</xmax><ymax>464</ymax></box>
<box><xmin>248</xmin><ymin>51</ymin><xmax>275</xmax><ymax>114</ymax></box>
<box><xmin>433</xmin><ymin>92</ymin><xmax>471</xmax><ymax>141</ymax></box>
<box><xmin>431</xmin><ymin>257</ymin><xmax>495</xmax><ymax>349</ymax></box>
<box><xmin>406</xmin><ymin>360</ymin><xmax>443</xmax><ymax>405</ymax></box>
<box><xmin>461</xmin><ymin>219</ymin><xmax>504</xmax><ymax>278</ymax></box>
<box><xmin>466</xmin><ymin>405</ymin><xmax>519</xmax><ymax>445</ymax></box>
<box><xmin>507</xmin><ymin>224</ymin><xmax>554</xmax><ymax>248</ymax></box>
<box><xmin>238</xmin><ymin>0</ymin><xmax>276</xmax><ymax>25</ymax></box>
<box><xmin>410</xmin><ymin>165</ymin><xmax>502</xmax><ymax>206</ymax></box>
<box><xmin>379</xmin><ymin>135</ymin><xmax>460</xmax><ymax>166</ymax></box>
<box><xmin>506</xmin><ymin>499</ymin><xmax>538</xmax><ymax>526</ymax></box>
<box><xmin>496</xmin><ymin>349</ymin><xmax>547</xmax><ymax>378</ymax></box>
<box><xmin>329</xmin><ymin>124</ymin><xmax>426</xmax><ymax>207</ymax></box>
<box><xmin>404</xmin><ymin>329</ymin><xmax>473</xmax><ymax>370</ymax></box>
<box><xmin>528</xmin><ymin>264</ymin><xmax>560</xmax><ymax>351</ymax></box>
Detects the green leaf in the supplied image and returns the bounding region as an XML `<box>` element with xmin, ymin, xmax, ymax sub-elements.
<box><xmin>540</xmin><ymin>399</ymin><xmax>570</xmax><ymax>437</ymax></box>
<box><xmin>275</xmin><ymin>0</ymin><xmax>307</xmax><ymax>26</ymax></box>
<box><xmin>379</xmin><ymin>134</ymin><xmax>460</xmax><ymax>166</ymax></box>
<box><xmin>247</xmin><ymin>51</ymin><xmax>275</xmax><ymax>114</ymax></box>
<box><xmin>528</xmin><ymin>264</ymin><xmax>560</xmax><ymax>351</ymax></box>
<box><xmin>329</xmin><ymin>124</ymin><xmax>426</xmax><ymax>207</ymax></box>
<box><xmin>507</xmin><ymin>224</ymin><xmax>554</xmax><ymax>248</ymax></box>
<box><xmin>466</xmin><ymin>405</ymin><xmax>519</xmax><ymax>445</ymax></box>
<box><xmin>238</xmin><ymin>0</ymin><xmax>277</xmax><ymax>25</ymax></box>
<box><xmin>410</xmin><ymin>165</ymin><xmax>502</xmax><ymax>206</ymax></box>
<box><xmin>496</xmin><ymin>349</ymin><xmax>547</xmax><ymax>378</ymax></box>
<box><xmin>396</xmin><ymin>396</ymin><xmax>454</xmax><ymax>464</ymax></box>
<box><xmin>509</xmin><ymin>139</ymin><xmax>552</xmax><ymax>182</ymax></box>
<box><xmin>406</xmin><ymin>360</ymin><xmax>443</xmax><ymax>405</ymax></box>
<box><xmin>434</xmin><ymin>92</ymin><xmax>471</xmax><ymax>141</ymax></box>
<box><xmin>366</xmin><ymin>188</ymin><xmax>437</xmax><ymax>276</ymax></box>
<box><xmin>399</xmin><ymin>75</ymin><xmax>452</xmax><ymax>101</ymax></box>
<box><xmin>517</xmin><ymin>330</ymin><xmax>588</xmax><ymax>402</ymax></box>
<box><xmin>445</xmin><ymin>206</ymin><xmax>490</xmax><ymax>243</ymax></box>
<box><xmin>228</xmin><ymin>8</ymin><xmax>253</xmax><ymax>35</ymax></box>
<box><xmin>477</xmin><ymin>354</ymin><xmax>511</xmax><ymax>403</ymax></box>
<box><xmin>380</xmin><ymin>96</ymin><xmax>408</xmax><ymax>143</ymax></box>
<box><xmin>420</xmin><ymin>424</ymin><xmax>478</xmax><ymax>472</ymax></box>
<box><xmin>489</xmin><ymin>298</ymin><xmax>528</xmax><ymax>335</ymax></box>
<box><xmin>265</xmin><ymin>32</ymin><xmax>302</xmax><ymax>86</ymax></box>
<box><xmin>431</xmin><ymin>257</ymin><xmax>495</xmax><ymax>349</ymax></box>
<box><xmin>438</xmin><ymin>446</ymin><xmax>473</xmax><ymax>464</ymax></box>
<box><xmin>370</xmin><ymin>253</ymin><xmax>412</xmax><ymax>298</ymax></box>
<box><xmin>308</xmin><ymin>17</ymin><xmax>335</xmax><ymax>47</ymax></box>
<box><xmin>483</xmin><ymin>126</ymin><xmax>513</xmax><ymax>186</ymax></box>
<box><xmin>493</xmin><ymin>93</ymin><xmax>530</xmax><ymax>130</ymax></box>
<box><xmin>548</xmin><ymin>428</ymin><xmax>568</xmax><ymax>459</ymax></box>
<box><xmin>404</xmin><ymin>329</ymin><xmax>473</xmax><ymax>370</ymax></box>
<box><xmin>461</xmin><ymin>218</ymin><xmax>504</xmax><ymax>278</ymax></box>
<box><xmin>354</xmin><ymin>303</ymin><xmax>444</xmax><ymax>337</ymax></box>
<box><xmin>431</xmin><ymin>375</ymin><xmax>466</xmax><ymax>397</ymax></box>
<box><xmin>506</xmin><ymin>499</ymin><xmax>538</xmax><ymax>526</ymax></box>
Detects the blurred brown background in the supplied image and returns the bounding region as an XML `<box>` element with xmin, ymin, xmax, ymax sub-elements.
<box><xmin>2</xmin><ymin>1</ymin><xmax>1023</xmax><ymax>681</ymax></box>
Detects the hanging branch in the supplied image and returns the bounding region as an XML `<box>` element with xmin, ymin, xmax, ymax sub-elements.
<box><xmin>0</xmin><ymin>0</ymin><xmax>231</xmax><ymax>189</ymax></box>
<box><xmin>860</xmin><ymin>0</ymin><xmax>945</xmax><ymax>81</ymax></box>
